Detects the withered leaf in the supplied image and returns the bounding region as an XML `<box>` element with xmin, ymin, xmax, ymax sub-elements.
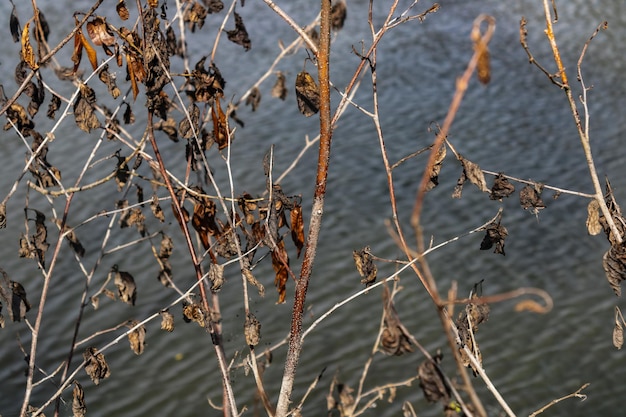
<box><xmin>244</xmin><ymin>312</ymin><xmax>261</xmax><ymax>347</ymax></box>
<box><xmin>603</xmin><ymin>243</ymin><xmax>626</xmax><ymax>296</ymax></box>
<box><xmin>151</xmin><ymin>194</ymin><xmax>165</xmax><ymax>222</ymax></box>
<box><xmin>380</xmin><ymin>285</ymin><xmax>413</xmax><ymax>355</ymax></box>
<box><xmin>272</xmin><ymin>240</ymin><xmax>289</xmax><ymax>304</ymax></box>
<box><xmin>226</xmin><ymin>12</ymin><xmax>251</xmax><ymax>51</ymax></box>
<box><xmin>74</xmin><ymin>83</ymin><xmax>101</xmax><ymax>133</ymax></box>
<box><xmin>271</xmin><ymin>71</ymin><xmax>287</xmax><ymax>100</ymax></box>
<box><xmin>154</xmin><ymin>117</ymin><xmax>178</xmax><ymax>142</ymax></box>
<box><xmin>418</xmin><ymin>352</ymin><xmax>449</xmax><ymax>404</ymax></box>
<box><xmin>160</xmin><ymin>310</ymin><xmax>175</xmax><ymax>332</ymax></box>
<box><xmin>99</xmin><ymin>65</ymin><xmax>120</xmax><ymax>99</ymax></box>
<box><xmin>83</xmin><ymin>347</ymin><xmax>111</xmax><ymax>385</ymax></box>
<box><xmin>459</xmin><ymin>155</ymin><xmax>489</xmax><ymax>193</ymax></box>
<box><xmin>0</xmin><ymin>273</ymin><xmax>30</xmax><ymax>322</ymax></box>
<box><xmin>10</xmin><ymin>1</ymin><xmax>21</xmax><ymax>43</ymax></box>
<box><xmin>179</xmin><ymin>103</ymin><xmax>200</xmax><ymax>139</ymax></box>
<box><xmin>490</xmin><ymin>173</ymin><xmax>515</xmax><ymax>200</ymax></box>
<box><xmin>5</xmin><ymin>103</ymin><xmax>34</xmax><ymax>133</ymax></box>
<box><xmin>55</xmin><ymin>219</ymin><xmax>85</xmax><ymax>258</ymax></box>
<box><xmin>127</xmin><ymin>320</ymin><xmax>146</xmax><ymax>355</ymax></box>
<box><xmin>112</xmin><ymin>264</ymin><xmax>137</xmax><ymax>305</ymax></box>
<box><xmin>204</xmin><ymin>0</ymin><xmax>225</xmax><ymax>13</ymax></box>
<box><xmin>426</xmin><ymin>145</ymin><xmax>446</xmax><ymax>192</ymax></box>
<box><xmin>586</xmin><ymin>199</ymin><xmax>602</xmax><ymax>236</ymax></box>
<box><xmin>123</xmin><ymin>103</ymin><xmax>135</xmax><ymax>125</ymax></box>
<box><xmin>72</xmin><ymin>381</ymin><xmax>86</xmax><ymax>417</ymax></box>
<box><xmin>0</xmin><ymin>202</ymin><xmax>6</xmax><ymax>228</ymax></box>
<box><xmin>245</xmin><ymin>87</ymin><xmax>261</xmax><ymax>111</ymax></box>
<box><xmin>183</xmin><ymin>302</ymin><xmax>206</xmax><ymax>327</ymax></box>
<box><xmin>290</xmin><ymin>204</ymin><xmax>305</xmax><ymax>257</ymax></box>
<box><xmin>35</xmin><ymin>10</ymin><xmax>50</xmax><ymax>43</ymax></box>
<box><xmin>242</xmin><ymin>265</ymin><xmax>265</xmax><ymax>296</ymax></box>
<box><xmin>480</xmin><ymin>213</ymin><xmax>507</xmax><ymax>255</ymax></box>
<box><xmin>519</xmin><ymin>184</ymin><xmax>545</xmax><ymax>215</ymax></box>
<box><xmin>47</xmin><ymin>93</ymin><xmax>61</xmax><ymax>119</ymax></box>
<box><xmin>192</xmin><ymin>197</ymin><xmax>220</xmax><ymax>250</ymax></box>
<box><xmin>116</xmin><ymin>0</ymin><xmax>130</xmax><ymax>20</ymax></box>
<box><xmin>295</xmin><ymin>71</ymin><xmax>319</xmax><ymax>117</ymax></box>
<box><xmin>614</xmin><ymin>307</ymin><xmax>623</xmax><ymax>349</ymax></box>
<box><xmin>331</xmin><ymin>1</ymin><xmax>347</xmax><ymax>31</ymax></box>
<box><xmin>456</xmin><ymin>284</ymin><xmax>489</xmax><ymax>375</ymax></box>
<box><xmin>600</xmin><ymin>178</ymin><xmax>626</xmax><ymax>245</ymax></box>
<box><xmin>209</xmin><ymin>263</ymin><xmax>225</xmax><ymax>292</ymax></box>
<box><xmin>114</xmin><ymin>151</ymin><xmax>130</xmax><ymax>191</ymax></box>
<box><xmin>212</xmin><ymin>98</ymin><xmax>230</xmax><ymax>149</ymax></box>
<box><xmin>183</xmin><ymin>2</ymin><xmax>208</xmax><ymax>32</ymax></box>
<box><xmin>86</xmin><ymin>17</ymin><xmax>115</xmax><ymax>47</ymax></box>
<box><xmin>353</xmin><ymin>246</ymin><xmax>377</xmax><ymax>286</ymax></box>
<box><xmin>21</xmin><ymin>21</ymin><xmax>38</xmax><ymax>70</ymax></box>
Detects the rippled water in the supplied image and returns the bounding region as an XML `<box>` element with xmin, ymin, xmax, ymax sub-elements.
<box><xmin>1</xmin><ymin>1</ymin><xmax>626</xmax><ymax>416</ymax></box>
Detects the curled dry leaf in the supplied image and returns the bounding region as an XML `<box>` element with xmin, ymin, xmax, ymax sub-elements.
<box><xmin>456</xmin><ymin>287</ymin><xmax>489</xmax><ymax>375</ymax></box>
<box><xmin>295</xmin><ymin>70</ymin><xmax>319</xmax><ymax>117</ymax></box>
<box><xmin>353</xmin><ymin>246</ymin><xmax>377</xmax><ymax>286</ymax></box>
<box><xmin>209</xmin><ymin>262</ymin><xmax>225</xmax><ymax>292</ymax></box>
<box><xmin>83</xmin><ymin>347</ymin><xmax>111</xmax><ymax>385</ymax></box>
<box><xmin>226</xmin><ymin>12</ymin><xmax>251</xmax><ymax>51</ymax></box>
<box><xmin>330</xmin><ymin>1</ymin><xmax>347</xmax><ymax>31</ymax></box>
<box><xmin>272</xmin><ymin>240</ymin><xmax>289</xmax><ymax>304</ymax></box>
<box><xmin>242</xmin><ymin>265</ymin><xmax>265</xmax><ymax>296</ymax></box>
<box><xmin>192</xmin><ymin>196</ymin><xmax>220</xmax><ymax>250</ymax></box>
<box><xmin>245</xmin><ymin>87</ymin><xmax>261</xmax><ymax>111</ymax></box>
<box><xmin>72</xmin><ymin>381</ymin><xmax>86</xmax><ymax>417</ymax></box>
<box><xmin>86</xmin><ymin>17</ymin><xmax>115</xmax><ymax>47</ymax></box>
<box><xmin>426</xmin><ymin>145</ymin><xmax>446</xmax><ymax>191</ymax></box>
<box><xmin>179</xmin><ymin>103</ymin><xmax>200</xmax><ymax>139</ymax></box>
<box><xmin>116</xmin><ymin>0</ymin><xmax>130</xmax><ymax>20</ymax></box>
<box><xmin>127</xmin><ymin>320</ymin><xmax>146</xmax><ymax>355</ymax></box>
<box><xmin>212</xmin><ymin>98</ymin><xmax>230</xmax><ymax>149</ymax></box>
<box><xmin>183</xmin><ymin>302</ymin><xmax>206</xmax><ymax>327</ymax></box>
<box><xmin>418</xmin><ymin>352</ymin><xmax>449</xmax><ymax>404</ymax></box>
<box><xmin>519</xmin><ymin>184</ymin><xmax>545</xmax><ymax>215</ymax></box>
<box><xmin>614</xmin><ymin>307</ymin><xmax>623</xmax><ymax>349</ymax></box>
<box><xmin>0</xmin><ymin>272</ymin><xmax>31</xmax><ymax>322</ymax></box>
<box><xmin>55</xmin><ymin>219</ymin><xmax>85</xmax><ymax>258</ymax></box>
<box><xmin>151</xmin><ymin>194</ymin><xmax>165</xmax><ymax>222</ymax></box>
<box><xmin>244</xmin><ymin>312</ymin><xmax>261</xmax><ymax>347</ymax></box>
<box><xmin>480</xmin><ymin>214</ymin><xmax>507</xmax><ymax>255</ymax></box>
<box><xmin>0</xmin><ymin>202</ymin><xmax>6</xmax><ymax>229</ymax></box>
<box><xmin>603</xmin><ymin>243</ymin><xmax>626</xmax><ymax>296</ymax></box>
<box><xmin>490</xmin><ymin>173</ymin><xmax>515</xmax><ymax>200</ymax></box>
<box><xmin>271</xmin><ymin>71</ymin><xmax>287</xmax><ymax>100</ymax></box>
<box><xmin>74</xmin><ymin>83</ymin><xmax>101</xmax><ymax>133</ymax></box>
<box><xmin>460</xmin><ymin>155</ymin><xmax>489</xmax><ymax>193</ymax></box>
<box><xmin>586</xmin><ymin>199</ymin><xmax>602</xmax><ymax>236</ymax></box>
<box><xmin>380</xmin><ymin>285</ymin><xmax>413</xmax><ymax>355</ymax></box>
<box><xmin>160</xmin><ymin>310</ymin><xmax>175</xmax><ymax>332</ymax></box>
<box><xmin>21</xmin><ymin>21</ymin><xmax>38</xmax><ymax>70</ymax></box>
<box><xmin>290</xmin><ymin>204</ymin><xmax>305</xmax><ymax>257</ymax></box>
<box><xmin>47</xmin><ymin>93</ymin><xmax>61</xmax><ymax>120</ymax></box>
<box><xmin>112</xmin><ymin>264</ymin><xmax>137</xmax><ymax>305</ymax></box>
<box><xmin>10</xmin><ymin>1</ymin><xmax>20</xmax><ymax>43</ymax></box>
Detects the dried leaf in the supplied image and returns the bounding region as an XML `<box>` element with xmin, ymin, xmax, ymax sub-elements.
<box><xmin>244</xmin><ymin>312</ymin><xmax>261</xmax><ymax>346</ymax></box>
<box><xmin>123</xmin><ymin>103</ymin><xmax>135</xmax><ymax>125</ymax></box>
<box><xmin>46</xmin><ymin>93</ymin><xmax>61</xmax><ymax>119</ymax></box>
<box><xmin>183</xmin><ymin>302</ymin><xmax>206</xmax><ymax>327</ymax></box>
<box><xmin>192</xmin><ymin>197</ymin><xmax>220</xmax><ymax>250</ymax></box>
<box><xmin>603</xmin><ymin>243</ymin><xmax>626</xmax><ymax>296</ymax></box>
<box><xmin>112</xmin><ymin>265</ymin><xmax>137</xmax><ymax>305</ymax></box>
<box><xmin>272</xmin><ymin>240</ymin><xmax>289</xmax><ymax>304</ymax></box>
<box><xmin>290</xmin><ymin>204</ymin><xmax>305</xmax><ymax>257</ymax></box>
<box><xmin>116</xmin><ymin>0</ymin><xmax>130</xmax><ymax>20</ymax></box>
<box><xmin>72</xmin><ymin>381</ymin><xmax>86</xmax><ymax>417</ymax></box>
<box><xmin>154</xmin><ymin>117</ymin><xmax>178</xmax><ymax>142</ymax></box>
<box><xmin>160</xmin><ymin>310</ymin><xmax>175</xmax><ymax>332</ymax></box>
<box><xmin>0</xmin><ymin>202</ymin><xmax>6</xmax><ymax>229</ymax></box>
<box><xmin>179</xmin><ymin>103</ymin><xmax>200</xmax><ymax>139</ymax></box>
<box><xmin>426</xmin><ymin>145</ymin><xmax>446</xmax><ymax>191</ymax></box>
<box><xmin>226</xmin><ymin>12</ymin><xmax>251</xmax><ymax>51</ymax></box>
<box><xmin>331</xmin><ymin>1</ymin><xmax>347</xmax><ymax>31</ymax></box>
<box><xmin>490</xmin><ymin>173</ymin><xmax>515</xmax><ymax>200</ymax></box>
<box><xmin>55</xmin><ymin>219</ymin><xmax>85</xmax><ymax>258</ymax></box>
<box><xmin>295</xmin><ymin>71</ymin><xmax>319</xmax><ymax>117</ymax></box>
<box><xmin>212</xmin><ymin>98</ymin><xmax>230</xmax><ymax>149</ymax></box>
<box><xmin>456</xmin><ymin>284</ymin><xmax>489</xmax><ymax>375</ymax></box>
<box><xmin>5</xmin><ymin>102</ymin><xmax>34</xmax><ymax>133</ymax></box>
<box><xmin>418</xmin><ymin>352</ymin><xmax>449</xmax><ymax>404</ymax></box>
<box><xmin>586</xmin><ymin>199</ymin><xmax>602</xmax><ymax>236</ymax></box>
<box><xmin>10</xmin><ymin>1</ymin><xmax>21</xmax><ymax>43</ymax></box>
<box><xmin>21</xmin><ymin>21</ymin><xmax>38</xmax><ymax>70</ymax></box>
<box><xmin>83</xmin><ymin>347</ymin><xmax>111</xmax><ymax>385</ymax></box>
<box><xmin>519</xmin><ymin>184</ymin><xmax>545</xmax><ymax>215</ymax></box>
<box><xmin>204</xmin><ymin>0</ymin><xmax>224</xmax><ymax>13</ymax></box>
<box><xmin>74</xmin><ymin>83</ymin><xmax>101</xmax><ymax>133</ymax></box>
<box><xmin>380</xmin><ymin>285</ymin><xmax>413</xmax><ymax>355</ymax></box>
<box><xmin>98</xmin><ymin>65</ymin><xmax>120</xmax><ymax>98</ymax></box>
<box><xmin>86</xmin><ymin>17</ymin><xmax>115</xmax><ymax>47</ymax></box>
<box><xmin>614</xmin><ymin>307</ymin><xmax>623</xmax><ymax>349</ymax></box>
<box><xmin>209</xmin><ymin>263</ymin><xmax>225</xmax><ymax>292</ymax></box>
<box><xmin>151</xmin><ymin>194</ymin><xmax>165</xmax><ymax>222</ymax></box>
<box><xmin>460</xmin><ymin>155</ymin><xmax>489</xmax><ymax>193</ymax></box>
<box><xmin>127</xmin><ymin>320</ymin><xmax>146</xmax><ymax>355</ymax></box>
<box><xmin>242</xmin><ymin>265</ymin><xmax>265</xmax><ymax>296</ymax></box>
<box><xmin>0</xmin><ymin>274</ymin><xmax>30</xmax><ymax>322</ymax></box>
<box><xmin>480</xmin><ymin>213</ymin><xmax>507</xmax><ymax>255</ymax></box>
<box><xmin>184</xmin><ymin>2</ymin><xmax>207</xmax><ymax>32</ymax></box>
<box><xmin>271</xmin><ymin>71</ymin><xmax>287</xmax><ymax>100</ymax></box>
<box><xmin>353</xmin><ymin>246</ymin><xmax>377</xmax><ymax>286</ymax></box>
<box><xmin>246</xmin><ymin>87</ymin><xmax>261</xmax><ymax>111</ymax></box>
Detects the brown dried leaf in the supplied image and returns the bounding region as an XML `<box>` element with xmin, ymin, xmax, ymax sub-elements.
<box><xmin>426</xmin><ymin>145</ymin><xmax>446</xmax><ymax>191</ymax></box>
<box><xmin>418</xmin><ymin>352</ymin><xmax>449</xmax><ymax>404</ymax></box>
<box><xmin>47</xmin><ymin>93</ymin><xmax>61</xmax><ymax>119</ymax></box>
<box><xmin>519</xmin><ymin>184</ymin><xmax>545</xmax><ymax>215</ymax></box>
<box><xmin>226</xmin><ymin>12</ymin><xmax>251</xmax><ymax>51</ymax></box>
<box><xmin>183</xmin><ymin>302</ymin><xmax>206</xmax><ymax>327</ymax></box>
<box><xmin>209</xmin><ymin>263</ymin><xmax>225</xmax><ymax>292</ymax></box>
<box><xmin>614</xmin><ymin>307</ymin><xmax>623</xmax><ymax>349</ymax></box>
<box><xmin>295</xmin><ymin>71</ymin><xmax>319</xmax><ymax>117</ymax></box>
<box><xmin>21</xmin><ymin>21</ymin><xmax>38</xmax><ymax>70</ymax></box>
<box><xmin>74</xmin><ymin>83</ymin><xmax>101</xmax><ymax>133</ymax></box>
<box><xmin>55</xmin><ymin>219</ymin><xmax>85</xmax><ymax>258</ymax></box>
<box><xmin>331</xmin><ymin>1</ymin><xmax>347</xmax><ymax>31</ymax></box>
<box><xmin>380</xmin><ymin>285</ymin><xmax>413</xmax><ymax>355</ymax></box>
<box><xmin>72</xmin><ymin>381</ymin><xmax>86</xmax><ymax>417</ymax></box>
<box><xmin>244</xmin><ymin>312</ymin><xmax>261</xmax><ymax>346</ymax></box>
<box><xmin>0</xmin><ymin>202</ymin><xmax>6</xmax><ymax>229</ymax></box>
<box><xmin>242</xmin><ymin>265</ymin><xmax>265</xmax><ymax>296</ymax></box>
<box><xmin>603</xmin><ymin>243</ymin><xmax>626</xmax><ymax>296</ymax></box>
<box><xmin>5</xmin><ymin>102</ymin><xmax>34</xmax><ymax>133</ymax></box>
<box><xmin>212</xmin><ymin>98</ymin><xmax>230</xmax><ymax>149</ymax></box>
<box><xmin>127</xmin><ymin>320</ymin><xmax>146</xmax><ymax>355</ymax></box>
<box><xmin>205</xmin><ymin>0</ymin><xmax>224</xmax><ymax>13</ymax></box>
<box><xmin>490</xmin><ymin>173</ymin><xmax>515</xmax><ymax>200</ymax></box>
<box><xmin>353</xmin><ymin>246</ymin><xmax>377</xmax><ymax>286</ymax></box>
<box><xmin>10</xmin><ymin>2</ymin><xmax>21</xmax><ymax>43</ymax></box>
<box><xmin>192</xmin><ymin>197</ymin><xmax>220</xmax><ymax>250</ymax></box>
<box><xmin>184</xmin><ymin>2</ymin><xmax>207</xmax><ymax>32</ymax></box>
<box><xmin>151</xmin><ymin>194</ymin><xmax>165</xmax><ymax>222</ymax></box>
<box><xmin>586</xmin><ymin>199</ymin><xmax>602</xmax><ymax>236</ymax></box>
<box><xmin>272</xmin><ymin>240</ymin><xmax>289</xmax><ymax>304</ymax></box>
<box><xmin>116</xmin><ymin>0</ymin><xmax>130</xmax><ymax>20</ymax></box>
<box><xmin>480</xmin><ymin>214</ymin><xmax>507</xmax><ymax>255</ymax></box>
<box><xmin>86</xmin><ymin>17</ymin><xmax>115</xmax><ymax>47</ymax></box>
<box><xmin>83</xmin><ymin>347</ymin><xmax>111</xmax><ymax>385</ymax></box>
<box><xmin>160</xmin><ymin>310</ymin><xmax>175</xmax><ymax>332</ymax></box>
<box><xmin>246</xmin><ymin>87</ymin><xmax>261</xmax><ymax>111</ymax></box>
<box><xmin>460</xmin><ymin>155</ymin><xmax>489</xmax><ymax>193</ymax></box>
<box><xmin>112</xmin><ymin>265</ymin><xmax>137</xmax><ymax>305</ymax></box>
<box><xmin>98</xmin><ymin>65</ymin><xmax>120</xmax><ymax>99</ymax></box>
<box><xmin>290</xmin><ymin>204</ymin><xmax>305</xmax><ymax>257</ymax></box>
<box><xmin>271</xmin><ymin>71</ymin><xmax>287</xmax><ymax>100</ymax></box>
<box><xmin>456</xmin><ymin>285</ymin><xmax>489</xmax><ymax>375</ymax></box>
<box><xmin>179</xmin><ymin>103</ymin><xmax>200</xmax><ymax>139</ymax></box>
<box><xmin>0</xmin><ymin>274</ymin><xmax>31</xmax><ymax>322</ymax></box>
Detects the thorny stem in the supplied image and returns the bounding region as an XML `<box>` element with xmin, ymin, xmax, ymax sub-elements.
<box><xmin>274</xmin><ymin>0</ymin><xmax>332</xmax><ymax>415</ymax></box>
<box><xmin>540</xmin><ymin>0</ymin><xmax>621</xmax><ymax>244</ymax></box>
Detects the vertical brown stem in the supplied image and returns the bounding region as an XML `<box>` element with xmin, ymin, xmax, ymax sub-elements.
<box><xmin>274</xmin><ymin>0</ymin><xmax>332</xmax><ymax>415</ymax></box>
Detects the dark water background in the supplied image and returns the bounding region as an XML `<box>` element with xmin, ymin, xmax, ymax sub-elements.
<box><xmin>1</xmin><ymin>1</ymin><xmax>626</xmax><ymax>416</ymax></box>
